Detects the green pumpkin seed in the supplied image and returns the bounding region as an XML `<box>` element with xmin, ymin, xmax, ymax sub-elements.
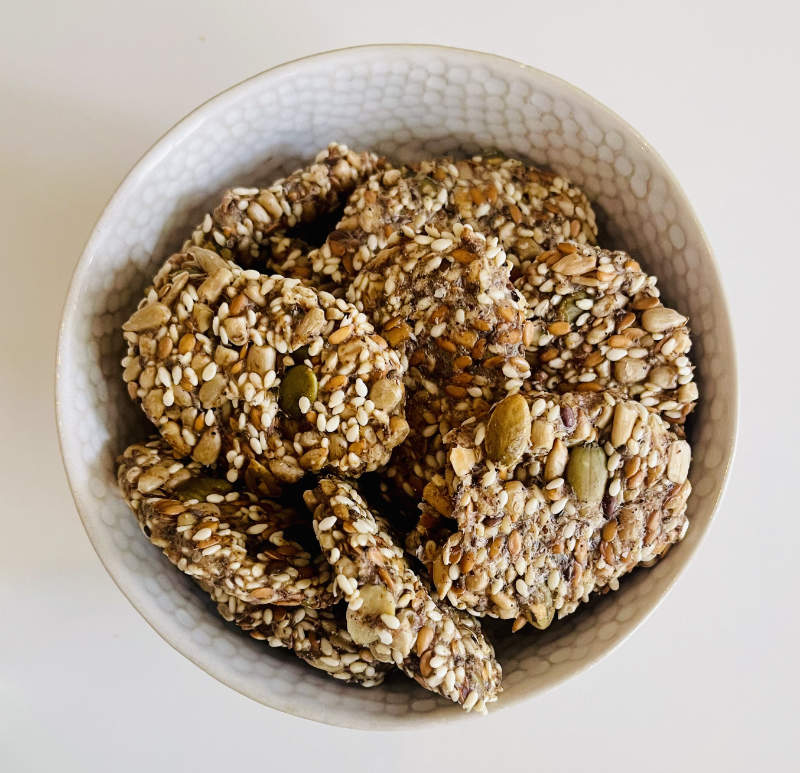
<box><xmin>557</xmin><ymin>291</ymin><xmax>589</xmax><ymax>324</ymax></box>
<box><xmin>566</xmin><ymin>444</ymin><xmax>608</xmax><ymax>502</ymax></box>
<box><xmin>173</xmin><ymin>476</ymin><xmax>234</xmax><ymax>501</ymax></box>
<box><xmin>279</xmin><ymin>365</ymin><xmax>318</xmax><ymax>417</ymax></box>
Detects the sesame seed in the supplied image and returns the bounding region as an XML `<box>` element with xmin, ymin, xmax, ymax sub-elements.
<box><xmin>318</xmin><ymin>515</ymin><xmax>337</xmax><ymax>532</ymax></box>
<box><xmin>380</xmin><ymin>614</ymin><xmax>401</xmax><ymax>630</ymax></box>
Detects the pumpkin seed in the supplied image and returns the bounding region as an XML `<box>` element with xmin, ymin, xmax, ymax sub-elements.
<box><xmin>566</xmin><ymin>444</ymin><xmax>608</xmax><ymax>502</ymax></box>
<box><xmin>278</xmin><ymin>365</ymin><xmax>318</xmax><ymax>417</ymax></box>
<box><xmin>485</xmin><ymin>394</ymin><xmax>531</xmax><ymax>467</ymax></box>
<box><xmin>557</xmin><ymin>291</ymin><xmax>589</xmax><ymax>324</ymax></box>
<box><xmin>173</xmin><ymin>476</ymin><xmax>233</xmax><ymax>501</ymax></box>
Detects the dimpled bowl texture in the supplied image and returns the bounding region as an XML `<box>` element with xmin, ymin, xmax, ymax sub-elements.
<box><xmin>56</xmin><ymin>45</ymin><xmax>737</xmax><ymax>729</ymax></box>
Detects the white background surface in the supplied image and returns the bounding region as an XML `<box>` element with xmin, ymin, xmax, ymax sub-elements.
<box><xmin>1</xmin><ymin>1</ymin><xmax>797</xmax><ymax>770</ymax></box>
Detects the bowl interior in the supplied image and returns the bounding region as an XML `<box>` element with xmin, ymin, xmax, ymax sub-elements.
<box><xmin>57</xmin><ymin>46</ymin><xmax>736</xmax><ymax>728</ymax></box>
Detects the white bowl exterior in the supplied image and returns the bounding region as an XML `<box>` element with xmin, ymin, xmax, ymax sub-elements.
<box><xmin>56</xmin><ymin>46</ymin><xmax>736</xmax><ymax>729</ymax></box>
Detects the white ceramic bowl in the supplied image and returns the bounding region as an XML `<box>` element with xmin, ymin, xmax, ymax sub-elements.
<box><xmin>56</xmin><ymin>45</ymin><xmax>737</xmax><ymax>729</ymax></box>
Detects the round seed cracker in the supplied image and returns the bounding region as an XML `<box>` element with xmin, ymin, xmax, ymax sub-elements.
<box><xmin>440</xmin><ymin>154</ymin><xmax>597</xmax><ymax>271</ymax></box>
<box><xmin>516</xmin><ymin>241</ymin><xmax>698</xmax><ymax>426</ymax></box>
<box><xmin>117</xmin><ymin>437</ymin><xmax>335</xmax><ymax>607</ymax></box>
<box><xmin>187</xmin><ymin>143</ymin><xmax>385</xmax><ymax>269</ymax></box>
<box><xmin>412</xmin><ymin>390</ymin><xmax>691</xmax><ymax>627</ymax></box>
<box><xmin>311</xmin><ymin>153</ymin><xmax>597</xmax><ymax>286</ymax></box>
<box><xmin>121</xmin><ymin>249</ymin><xmax>409</xmax><ymax>484</ymax></box>
<box><xmin>306</xmin><ymin>477</ymin><xmax>502</xmax><ymax>713</ymax></box>
<box><xmin>349</xmin><ymin>225</ymin><xmax>530</xmax><ymax>498</ymax></box>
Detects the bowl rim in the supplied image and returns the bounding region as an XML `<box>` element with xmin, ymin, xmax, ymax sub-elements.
<box><xmin>55</xmin><ymin>43</ymin><xmax>739</xmax><ymax>729</ymax></box>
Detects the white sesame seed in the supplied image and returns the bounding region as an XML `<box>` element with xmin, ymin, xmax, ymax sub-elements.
<box><xmin>336</xmin><ymin>575</ymin><xmax>354</xmax><ymax>596</ymax></box>
<box><xmin>380</xmin><ymin>614</ymin><xmax>401</xmax><ymax>630</ymax></box>
<box><xmin>318</xmin><ymin>515</ymin><xmax>337</xmax><ymax>531</ymax></box>
<box><xmin>531</xmin><ymin>398</ymin><xmax>547</xmax><ymax>418</ymax></box>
